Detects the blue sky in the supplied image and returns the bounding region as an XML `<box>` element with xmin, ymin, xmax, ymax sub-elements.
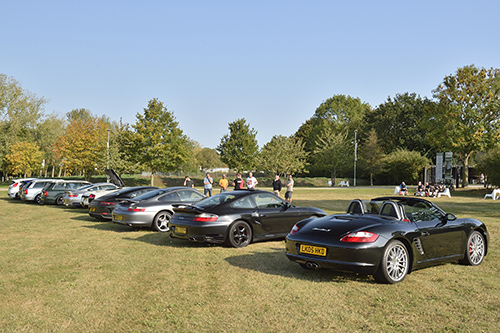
<box><xmin>2</xmin><ymin>1</ymin><xmax>499</xmax><ymax>148</ymax></box>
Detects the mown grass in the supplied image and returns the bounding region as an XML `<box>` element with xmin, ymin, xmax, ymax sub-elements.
<box><xmin>0</xmin><ymin>187</ymin><xmax>499</xmax><ymax>332</ymax></box>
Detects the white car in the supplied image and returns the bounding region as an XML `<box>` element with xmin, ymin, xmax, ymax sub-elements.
<box><xmin>80</xmin><ymin>188</ymin><xmax>121</xmax><ymax>207</ymax></box>
<box><xmin>63</xmin><ymin>183</ymin><xmax>120</xmax><ymax>207</ymax></box>
<box><xmin>8</xmin><ymin>178</ymin><xmax>35</xmax><ymax>199</ymax></box>
<box><xmin>19</xmin><ymin>179</ymin><xmax>58</xmax><ymax>204</ymax></box>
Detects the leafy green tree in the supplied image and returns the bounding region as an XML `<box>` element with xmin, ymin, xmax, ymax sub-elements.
<box><xmin>380</xmin><ymin>148</ymin><xmax>430</xmax><ymax>184</ymax></box>
<box><xmin>196</xmin><ymin>147</ymin><xmax>223</xmax><ymax>171</ymax></box>
<box><xmin>258</xmin><ymin>135</ymin><xmax>308</xmax><ymax>177</ymax></box>
<box><xmin>365</xmin><ymin>93</ymin><xmax>437</xmax><ymax>155</ymax></box>
<box><xmin>431</xmin><ymin>65</ymin><xmax>500</xmax><ymax>186</ymax></box>
<box><xmin>358</xmin><ymin>129</ymin><xmax>385</xmax><ymax>186</ymax></box>
<box><xmin>313</xmin><ymin>131</ymin><xmax>351</xmax><ymax>184</ymax></box>
<box><xmin>128</xmin><ymin>98</ymin><xmax>190</xmax><ymax>185</ymax></box>
<box><xmin>217</xmin><ymin>118</ymin><xmax>258</xmax><ymax>172</ymax></box>
<box><xmin>36</xmin><ymin>113</ymin><xmax>66</xmax><ymax>177</ymax></box>
<box><xmin>476</xmin><ymin>147</ymin><xmax>500</xmax><ymax>187</ymax></box>
<box><xmin>3</xmin><ymin>141</ymin><xmax>43</xmax><ymax>177</ymax></box>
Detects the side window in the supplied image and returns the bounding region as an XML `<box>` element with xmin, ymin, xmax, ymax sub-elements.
<box><xmin>178</xmin><ymin>190</ymin><xmax>204</xmax><ymax>202</ymax></box>
<box><xmin>253</xmin><ymin>193</ymin><xmax>284</xmax><ymax>209</ymax></box>
<box><xmin>158</xmin><ymin>192</ymin><xmax>180</xmax><ymax>202</ymax></box>
<box><xmin>408</xmin><ymin>202</ymin><xmax>442</xmax><ymax>222</ymax></box>
<box><xmin>54</xmin><ymin>183</ymin><xmax>66</xmax><ymax>190</ymax></box>
<box><xmin>231</xmin><ymin>196</ymin><xmax>257</xmax><ymax>209</ymax></box>
<box><xmin>102</xmin><ymin>185</ymin><xmax>116</xmax><ymax>190</ymax></box>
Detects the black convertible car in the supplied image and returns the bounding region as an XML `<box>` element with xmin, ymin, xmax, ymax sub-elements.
<box><xmin>285</xmin><ymin>196</ymin><xmax>488</xmax><ymax>284</ymax></box>
<box><xmin>169</xmin><ymin>190</ymin><xmax>327</xmax><ymax>247</ymax></box>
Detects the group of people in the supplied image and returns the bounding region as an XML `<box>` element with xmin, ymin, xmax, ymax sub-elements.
<box><xmin>183</xmin><ymin>173</ymin><xmax>294</xmax><ymax>202</ymax></box>
<box><xmin>415</xmin><ymin>181</ymin><xmax>447</xmax><ymax>197</ymax></box>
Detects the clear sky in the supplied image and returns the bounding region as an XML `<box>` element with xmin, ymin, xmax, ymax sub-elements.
<box><xmin>2</xmin><ymin>1</ymin><xmax>499</xmax><ymax>148</ymax></box>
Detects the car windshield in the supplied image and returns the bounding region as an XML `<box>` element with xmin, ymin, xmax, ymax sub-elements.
<box><xmin>194</xmin><ymin>192</ymin><xmax>238</xmax><ymax>209</ymax></box>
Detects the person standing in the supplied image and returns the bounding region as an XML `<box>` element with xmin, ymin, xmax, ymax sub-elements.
<box><xmin>272</xmin><ymin>175</ymin><xmax>282</xmax><ymax>196</ymax></box>
<box><xmin>285</xmin><ymin>174</ymin><xmax>294</xmax><ymax>203</ymax></box>
<box><xmin>233</xmin><ymin>173</ymin><xmax>244</xmax><ymax>190</ymax></box>
<box><xmin>203</xmin><ymin>172</ymin><xmax>213</xmax><ymax>197</ymax></box>
<box><xmin>246</xmin><ymin>172</ymin><xmax>258</xmax><ymax>189</ymax></box>
<box><xmin>219</xmin><ymin>174</ymin><xmax>228</xmax><ymax>193</ymax></box>
<box><xmin>183</xmin><ymin>176</ymin><xmax>194</xmax><ymax>188</ymax></box>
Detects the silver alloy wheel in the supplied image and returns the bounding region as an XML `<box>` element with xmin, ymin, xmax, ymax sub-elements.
<box><xmin>153</xmin><ymin>211</ymin><xmax>171</xmax><ymax>232</ymax></box>
<box><xmin>377</xmin><ymin>240</ymin><xmax>409</xmax><ymax>283</ymax></box>
<box><xmin>468</xmin><ymin>231</ymin><xmax>485</xmax><ymax>265</ymax></box>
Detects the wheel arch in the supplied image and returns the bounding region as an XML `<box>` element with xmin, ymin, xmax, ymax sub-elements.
<box><xmin>224</xmin><ymin>219</ymin><xmax>255</xmax><ymax>243</ymax></box>
<box><xmin>389</xmin><ymin>236</ymin><xmax>415</xmax><ymax>274</ymax></box>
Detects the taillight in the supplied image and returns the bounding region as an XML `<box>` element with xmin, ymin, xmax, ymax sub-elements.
<box><xmin>192</xmin><ymin>214</ymin><xmax>218</xmax><ymax>222</ymax></box>
<box><xmin>24</xmin><ymin>189</ymin><xmax>28</xmax><ymax>194</ymax></box>
<box><xmin>99</xmin><ymin>202</ymin><xmax>115</xmax><ymax>206</ymax></box>
<box><xmin>89</xmin><ymin>194</ymin><xmax>96</xmax><ymax>199</ymax></box>
<box><xmin>69</xmin><ymin>194</ymin><xmax>78</xmax><ymax>197</ymax></box>
<box><xmin>127</xmin><ymin>207</ymin><xmax>145</xmax><ymax>212</ymax></box>
<box><xmin>341</xmin><ymin>231</ymin><xmax>379</xmax><ymax>243</ymax></box>
<box><xmin>290</xmin><ymin>224</ymin><xmax>300</xmax><ymax>235</ymax></box>
<box><xmin>13</xmin><ymin>183</ymin><xmax>19</xmax><ymax>188</ymax></box>
<box><xmin>44</xmin><ymin>191</ymin><xmax>49</xmax><ymax>197</ymax></box>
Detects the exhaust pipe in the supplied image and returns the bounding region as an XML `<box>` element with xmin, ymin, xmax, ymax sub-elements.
<box><xmin>305</xmin><ymin>261</ymin><xmax>319</xmax><ymax>269</ymax></box>
<box><xmin>189</xmin><ymin>236</ymin><xmax>196</xmax><ymax>242</ymax></box>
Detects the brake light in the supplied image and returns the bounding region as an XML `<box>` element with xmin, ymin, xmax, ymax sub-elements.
<box><xmin>290</xmin><ymin>224</ymin><xmax>300</xmax><ymax>235</ymax></box>
<box><xmin>13</xmin><ymin>183</ymin><xmax>19</xmax><ymax>188</ymax></box>
<box><xmin>99</xmin><ymin>201</ymin><xmax>115</xmax><ymax>206</ymax></box>
<box><xmin>89</xmin><ymin>194</ymin><xmax>96</xmax><ymax>199</ymax></box>
<box><xmin>192</xmin><ymin>215</ymin><xmax>218</xmax><ymax>222</ymax></box>
<box><xmin>341</xmin><ymin>231</ymin><xmax>379</xmax><ymax>243</ymax></box>
<box><xmin>24</xmin><ymin>189</ymin><xmax>28</xmax><ymax>194</ymax></box>
<box><xmin>69</xmin><ymin>194</ymin><xmax>78</xmax><ymax>197</ymax></box>
<box><xmin>127</xmin><ymin>208</ymin><xmax>145</xmax><ymax>212</ymax></box>
<box><xmin>44</xmin><ymin>191</ymin><xmax>49</xmax><ymax>197</ymax></box>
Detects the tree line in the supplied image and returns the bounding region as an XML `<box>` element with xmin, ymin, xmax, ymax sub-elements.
<box><xmin>2</xmin><ymin>64</ymin><xmax>500</xmax><ymax>186</ymax></box>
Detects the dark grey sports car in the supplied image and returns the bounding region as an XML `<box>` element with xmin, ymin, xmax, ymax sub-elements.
<box><xmin>169</xmin><ymin>190</ymin><xmax>327</xmax><ymax>247</ymax></box>
<box><xmin>285</xmin><ymin>196</ymin><xmax>489</xmax><ymax>284</ymax></box>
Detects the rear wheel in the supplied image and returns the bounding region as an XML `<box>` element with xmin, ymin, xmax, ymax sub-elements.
<box><xmin>35</xmin><ymin>194</ymin><xmax>43</xmax><ymax>205</ymax></box>
<box><xmin>226</xmin><ymin>221</ymin><xmax>252</xmax><ymax>248</ymax></box>
<box><xmin>459</xmin><ymin>231</ymin><xmax>485</xmax><ymax>266</ymax></box>
<box><xmin>373</xmin><ymin>240</ymin><xmax>409</xmax><ymax>284</ymax></box>
<box><xmin>56</xmin><ymin>195</ymin><xmax>64</xmax><ymax>206</ymax></box>
<box><xmin>152</xmin><ymin>211</ymin><xmax>172</xmax><ymax>232</ymax></box>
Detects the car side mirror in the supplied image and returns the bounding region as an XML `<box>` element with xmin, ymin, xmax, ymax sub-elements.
<box><xmin>442</xmin><ymin>213</ymin><xmax>457</xmax><ymax>222</ymax></box>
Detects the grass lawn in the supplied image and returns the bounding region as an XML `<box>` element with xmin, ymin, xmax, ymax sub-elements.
<box><xmin>0</xmin><ymin>187</ymin><xmax>498</xmax><ymax>332</ymax></box>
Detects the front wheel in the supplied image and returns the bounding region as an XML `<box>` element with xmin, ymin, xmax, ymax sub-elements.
<box><xmin>373</xmin><ymin>240</ymin><xmax>409</xmax><ymax>284</ymax></box>
<box><xmin>226</xmin><ymin>221</ymin><xmax>252</xmax><ymax>248</ymax></box>
<box><xmin>459</xmin><ymin>231</ymin><xmax>486</xmax><ymax>266</ymax></box>
<box><xmin>152</xmin><ymin>211</ymin><xmax>172</xmax><ymax>232</ymax></box>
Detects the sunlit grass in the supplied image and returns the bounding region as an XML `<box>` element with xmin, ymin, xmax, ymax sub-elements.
<box><xmin>0</xmin><ymin>187</ymin><xmax>498</xmax><ymax>332</ymax></box>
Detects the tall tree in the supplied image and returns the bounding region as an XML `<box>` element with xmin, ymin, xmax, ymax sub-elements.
<box><xmin>217</xmin><ymin>118</ymin><xmax>258</xmax><ymax>172</ymax></box>
<box><xmin>3</xmin><ymin>141</ymin><xmax>43</xmax><ymax>177</ymax></box>
<box><xmin>431</xmin><ymin>65</ymin><xmax>500</xmax><ymax>185</ymax></box>
<box><xmin>53</xmin><ymin>110</ymin><xmax>108</xmax><ymax>180</ymax></box>
<box><xmin>196</xmin><ymin>147</ymin><xmax>224</xmax><ymax>171</ymax></box>
<box><xmin>258</xmin><ymin>135</ymin><xmax>308</xmax><ymax>177</ymax></box>
<box><xmin>128</xmin><ymin>98</ymin><xmax>189</xmax><ymax>185</ymax></box>
<box><xmin>313</xmin><ymin>131</ymin><xmax>351</xmax><ymax>184</ymax></box>
<box><xmin>365</xmin><ymin>93</ymin><xmax>437</xmax><ymax>155</ymax></box>
<box><xmin>358</xmin><ymin>129</ymin><xmax>385</xmax><ymax>186</ymax></box>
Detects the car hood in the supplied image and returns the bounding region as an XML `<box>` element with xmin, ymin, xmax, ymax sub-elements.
<box><xmin>106</xmin><ymin>168</ymin><xmax>125</xmax><ymax>187</ymax></box>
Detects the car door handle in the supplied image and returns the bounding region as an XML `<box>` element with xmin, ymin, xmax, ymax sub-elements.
<box><xmin>260</xmin><ymin>214</ymin><xmax>268</xmax><ymax>218</ymax></box>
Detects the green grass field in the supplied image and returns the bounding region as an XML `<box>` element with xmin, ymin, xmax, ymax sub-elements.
<box><xmin>0</xmin><ymin>187</ymin><xmax>498</xmax><ymax>332</ymax></box>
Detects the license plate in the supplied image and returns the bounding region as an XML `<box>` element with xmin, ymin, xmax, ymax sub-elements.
<box><xmin>299</xmin><ymin>244</ymin><xmax>327</xmax><ymax>256</ymax></box>
<box><xmin>114</xmin><ymin>215</ymin><xmax>123</xmax><ymax>221</ymax></box>
<box><xmin>89</xmin><ymin>207</ymin><xmax>95</xmax><ymax>212</ymax></box>
<box><xmin>175</xmin><ymin>226</ymin><xmax>187</xmax><ymax>234</ymax></box>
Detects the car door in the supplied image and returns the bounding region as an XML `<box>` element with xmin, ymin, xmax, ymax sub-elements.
<box><xmin>250</xmin><ymin>192</ymin><xmax>301</xmax><ymax>236</ymax></box>
<box><xmin>411</xmin><ymin>202</ymin><xmax>465</xmax><ymax>261</ymax></box>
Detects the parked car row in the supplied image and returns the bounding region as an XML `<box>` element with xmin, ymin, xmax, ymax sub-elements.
<box><xmin>5</xmin><ymin>176</ymin><xmax>490</xmax><ymax>284</ymax></box>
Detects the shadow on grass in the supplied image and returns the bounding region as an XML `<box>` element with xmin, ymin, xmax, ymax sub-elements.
<box><xmin>224</xmin><ymin>249</ymin><xmax>374</xmax><ymax>283</ymax></box>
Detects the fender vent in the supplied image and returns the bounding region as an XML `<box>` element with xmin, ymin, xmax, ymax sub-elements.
<box><xmin>413</xmin><ymin>238</ymin><xmax>424</xmax><ymax>255</ymax></box>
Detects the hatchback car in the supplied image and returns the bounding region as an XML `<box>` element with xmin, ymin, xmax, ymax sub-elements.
<box><xmin>112</xmin><ymin>187</ymin><xmax>205</xmax><ymax>232</ymax></box>
<box><xmin>40</xmin><ymin>180</ymin><xmax>92</xmax><ymax>205</ymax></box>
<box><xmin>63</xmin><ymin>183</ymin><xmax>120</xmax><ymax>207</ymax></box>
<box><xmin>7</xmin><ymin>178</ymin><xmax>35</xmax><ymax>199</ymax></box>
<box><xmin>20</xmin><ymin>179</ymin><xmax>58</xmax><ymax>204</ymax></box>
<box><xmin>88</xmin><ymin>186</ymin><xmax>158</xmax><ymax>221</ymax></box>
<box><xmin>169</xmin><ymin>190</ymin><xmax>327</xmax><ymax>247</ymax></box>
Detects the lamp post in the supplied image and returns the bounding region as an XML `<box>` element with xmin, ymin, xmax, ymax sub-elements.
<box><xmin>106</xmin><ymin>129</ymin><xmax>110</xmax><ymax>182</ymax></box>
<box><xmin>354</xmin><ymin>130</ymin><xmax>358</xmax><ymax>187</ymax></box>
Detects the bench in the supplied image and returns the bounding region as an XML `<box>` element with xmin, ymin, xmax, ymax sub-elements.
<box><xmin>338</xmin><ymin>180</ymin><xmax>349</xmax><ymax>187</ymax></box>
<box><xmin>437</xmin><ymin>188</ymin><xmax>451</xmax><ymax>198</ymax></box>
<box><xmin>484</xmin><ymin>189</ymin><xmax>500</xmax><ymax>200</ymax></box>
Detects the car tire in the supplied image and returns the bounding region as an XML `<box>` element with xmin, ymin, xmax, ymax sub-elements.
<box><xmin>226</xmin><ymin>221</ymin><xmax>252</xmax><ymax>248</ymax></box>
<box><xmin>373</xmin><ymin>240</ymin><xmax>409</xmax><ymax>284</ymax></box>
<box><xmin>35</xmin><ymin>194</ymin><xmax>43</xmax><ymax>205</ymax></box>
<box><xmin>152</xmin><ymin>211</ymin><xmax>172</xmax><ymax>232</ymax></box>
<box><xmin>459</xmin><ymin>230</ymin><xmax>486</xmax><ymax>266</ymax></box>
<box><xmin>56</xmin><ymin>195</ymin><xmax>64</xmax><ymax>206</ymax></box>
